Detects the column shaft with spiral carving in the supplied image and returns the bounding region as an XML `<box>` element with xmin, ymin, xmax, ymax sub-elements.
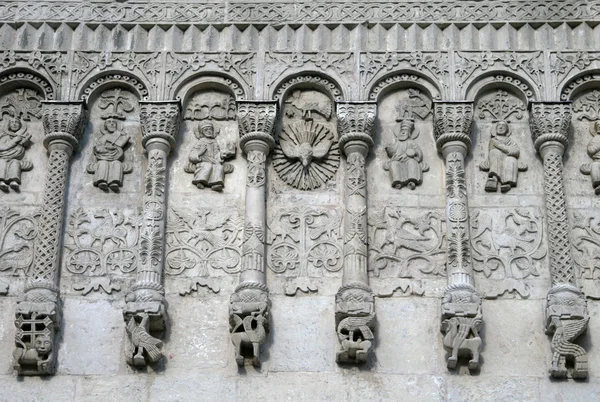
<box><xmin>529</xmin><ymin>101</ymin><xmax>589</xmax><ymax>379</ymax></box>
<box><xmin>229</xmin><ymin>101</ymin><xmax>277</xmax><ymax>367</ymax></box>
<box><xmin>434</xmin><ymin>101</ymin><xmax>483</xmax><ymax>371</ymax></box>
<box><xmin>123</xmin><ymin>101</ymin><xmax>181</xmax><ymax>368</ymax></box>
<box><xmin>13</xmin><ymin>101</ymin><xmax>86</xmax><ymax>376</ymax></box>
<box><xmin>334</xmin><ymin>102</ymin><xmax>376</xmax><ymax>364</ymax></box>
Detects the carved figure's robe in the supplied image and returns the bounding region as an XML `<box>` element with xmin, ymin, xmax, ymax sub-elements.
<box><xmin>0</xmin><ymin>133</ymin><xmax>26</xmax><ymax>182</ymax></box>
<box><xmin>93</xmin><ymin>131</ymin><xmax>129</xmax><ymax>186</ymax></box>
<box><xmin>487</xmin><ymin>136</ymin><xmax>519</xmax><ymax>186</ymax></box>
<box><xmin>189</xmin><ymin>138</ymin><xmax>225</xmax><ymax>186</ymax></box>
<box><xmin>386</xmin><ymin>138</ymin><xmax>423</xmax><ymax>187</ymax></box>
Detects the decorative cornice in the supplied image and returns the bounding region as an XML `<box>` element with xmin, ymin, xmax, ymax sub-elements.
<box><xmin>1</xmin><ymin>1</ymin><xmax>598</xmax><ymax>24</ymax></box>
<box><xmin>336</xmin><ymin>102</ymin><xmax>377</xmax><ymax>154</ymax></box>
<box><xmin>41</xmin><ymin>101</ymin><xmax>87</xmax><ymax>151</ymax></box>
<box><xmin>237</xmin><ymin>101</ymin><xmax>278</xmax><ymax>153</ymax></box>
<box><xmin>529</xmin><ymin>101</ymin><xmax>572</xmax><ymax>152</ymax></box>
<box><xmin>433</xmin><ymin>101</ymin><xmax>473</xmax><ymax>152</ymax></box>
<box><xmin>139</xmin><ymin>101</ymin><xmax>181</xmax><ymax>151</ymax></box>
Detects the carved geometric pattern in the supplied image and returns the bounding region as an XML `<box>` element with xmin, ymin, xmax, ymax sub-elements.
<box><xmin>544</xmin><ymin>151</ymin><xmax>576</xmax><ymax>287</ymax></box>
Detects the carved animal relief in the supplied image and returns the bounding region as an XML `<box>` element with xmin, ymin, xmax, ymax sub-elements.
<box><xmin>335</xmin><ymin>283</ymin><xmax>375</xmax><ymax>364</ymax></box>
<box><xmin>0</xmin><ymin>88</ymin><xmax>42</xmax><ymax>192</ymax></box>
<box><xmin>571</xmin><ymin>212</ymin><xmax>600</xmax><ymax>299</ymax></box>
<box><xmin>64</xmin><ymin>208</ymin><xmax>141</xmax><ymax>295</ymax></box>
<box><xmin>471</xmin><ymin>209</ymin><xmax>546</xmax><ymax>298</ymax></box>
<box><xmin>165</xmin><ymin>208</ymin><xmax>243</xmax><ymax>295</ymax></box>
<box><xmin>477</xmin><ymin>91</ymin><xmax>527</xmax><ymax>193</ymax></box>
<box><xmin>0</xmin><ymin>207</ymin><xmax>37</xmax><ymax>294</ymax></box>
<box><xmin>184</xmin><ymin>91</ymin><xmax>236</xmax><ymax>191</ymax></box>
<box><xmin>267</xmin><ymin>206</ymin><xmax>342</xmax><ymax>295</ymax></box>
<box><xmin>273</xmin><ymin>89</ymin><xmax>340</xmax><ymax>190</ymax></box>
<box><xmin>87</xmin><ymin>89</ymin><xmax>136</xmax><ymax>192</ymax></box>
<box><xmin>383</xmin><ymin>89</ymin><xmax>431</xmax><ymax>190</ymax></box>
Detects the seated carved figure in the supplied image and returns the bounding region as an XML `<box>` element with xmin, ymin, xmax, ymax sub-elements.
<box><xmin>384</xmin><ymin>119</ymin><xmax>428</xmax><ymax>190</ymax></box>
<box><xmin>580</xmin><ymin>120</ymin><xmax>600</xmax><ymax>194</ymax></box>
<box><xmin>88</xmin><ymin>117</ymin><xmax>132</xmax><ymax>192</ymax></box>
<box><xmin>185</xmin><ymin>121</ymin><xmax>235</xmax><ymax>191</ymax></box>
<box><xmin>0</xmin><ymin>116</ymin><xmax>32</xmax><ymax>192</ymax></box>
<box><xmin>480</xmin><ymin>120</ymin><xmax>527</xmax><ymax>193</ymax></box>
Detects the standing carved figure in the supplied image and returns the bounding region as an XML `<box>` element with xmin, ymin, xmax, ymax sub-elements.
<box><xmin>480</xmin><ymin>121</ymin><xmax>527</xmax><ymax>192</ymax></box>
<box><xmin>87</xmin><ymin>117</ymin><xmax>132</xmax><ymax>191</ymax></box>
<box><xmin>580</xmin><ymin>121</ymin><xmax>600</xmax><ymax>194</ymax></box>
<box><xmin>185</xmin><ymin>121</ymin><xmax>235</xmax><ymax>191</ymax></box>
<box><xmin>0</xmin><ymin>116</ymin><xmax>32</xmax><ymax>192</ymax></box>
<box><xmin>384</xmin><ymin>119</ymin><xmax>428</xmax><ymax>190</ymax></box>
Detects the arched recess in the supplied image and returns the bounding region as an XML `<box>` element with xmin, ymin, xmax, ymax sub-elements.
<box><xmin>76</xmin><ymin>71</ymin><xmax>149</xmax><ymax>103</ymax></box>
<box><xmin>171</xmin><ymin>72</ymin><xmax>247</xmax><ymax>103</ymax></box>
<box><xmin>367</xmin><ymin>70</ymin><xmax>441</xmax><ymax>102</ymax></box>
<box><xmin>464</xmin><ymin>71</ymin><xmax>539</xmax><ymax>104</ymax></box>
<box><xmin>271</xmin><ymin>72</ymin><xmax>346</xmax><ymax>103</ymax></box>
<box><xmin>0</xmin><ymin>68</ymin><xmax>55</xmax><ymax>100</ymax></box>
<box><xmin>560</xmin><ymin>71</ymin><xmax>600</xmax><ymax>101</ymax></box>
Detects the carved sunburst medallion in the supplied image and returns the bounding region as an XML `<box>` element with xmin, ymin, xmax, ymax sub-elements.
<box><xmin>273</xmin><ymin>121</ymin><xmax>340</xmax><ymax>190</ymax></box>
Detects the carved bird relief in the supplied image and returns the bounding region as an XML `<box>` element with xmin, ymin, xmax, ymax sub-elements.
<box><xmin>273</xmin><ymin>121</ymin><xmax>340</xmax><ymax>190</ymax></box>
<box><xmin>125</xmin><ymin>314</ymin><xmax>163</xmax><ymax>367</ymax></box>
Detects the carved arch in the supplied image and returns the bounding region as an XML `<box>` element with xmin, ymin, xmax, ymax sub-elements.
<box><xmin>560</xmin><ymin>71</ymin><xmax>600</xmax><ymax>101</ymax></box>
<box><xmin>367</xmin><ymin>71</ymin><xmax>441</xmax><ymax>102</ymax></box>
<box><xmin>464</xmin><ymin>71</ymin><xmax>539</xmax><ymax>104</ymax></box>
<box><xmin>0</xmin><ymin>68</ymin><xmax>55</xmax><ymax>100</ymax></box>
<box><xmin>77</xmin><ymin>71</ymin><xmax>149</xmax><ymax>102</ymax></box>
<box><xmin>271</xmin><ymin>72</ymin><xmax>345</xmax><ymax>103</ymax></box>
<box><xmin>171</xmin><ymin>72</ymin><xmax>247</xmax><ymax>103</ymax></box>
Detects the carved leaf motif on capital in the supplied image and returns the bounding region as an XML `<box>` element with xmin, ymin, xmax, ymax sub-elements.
<box><xmin>529</xmin><ymin>103</ymin><xmax>571</xmax><ymax>148</ymax></box>
<box><xmin>433</xmin><ymin>103</ymin><xmax>473</xmax><ymax>147</ymax></box>
<box><xmin>237</xmin><ymin>102</ymin><xmax>277</xmax><ymax>140</ymax></box>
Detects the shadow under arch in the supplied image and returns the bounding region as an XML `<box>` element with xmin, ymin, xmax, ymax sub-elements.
<box><xmin>270</xmin><ymin>71</ymin><xmax>346</xmax><ymax>104</ymax></box>
<box><xmin>559</xmin><ymin>69</ymin><xmax>600</xmax><ymax>101</ymax></box>
<box><xmin>76</xmin><ymin>70</ymin><xmax>150</xmax><ymax>104</ymax></box>
<box><xmin>171</xmin><ymin>72</ymin><xmax>247</xmax><ymax>105</ymax></box>
<box><xmin>464</xmin><ymin>70</ymin><xmax>539</xmax><ymax>104</ymax></box>
<box><xmin>0</xmin><ymin>67</ymin><xmax>56</xmax><ymax>100</ymax></box>
<box><xmin>367</xmin><ymin>70</ymin><xmax>442</xmax><ymax>102</ymax></box>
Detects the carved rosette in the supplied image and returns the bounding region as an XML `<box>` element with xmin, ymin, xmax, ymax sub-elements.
<box><xmin>124</xmin><ymin>101</ymin><xmax>181</xmax><ymax>368</ymax></box>
<box><xmin>14</xmin><ymin>101</ymin><xmax>86</xmax><ymax>376</ymax></box>
<box><xmin>434</xmin><ymin>101</ymin><xmax>483</xmax><ymax>371</ymax></box>
<box><xmin>230</xmin><ymin>101</ymin><xmax>277</xmax><ymax>367</ymax></box>
<box><xmin>335</xmin><ymin>102</ymin><xmax>376</xmax><ymax>364</ymax></box>
<box><xmin>529</xmin><ymin>101</ymin><xmax>589</xmax><ymax>379</ymax></box>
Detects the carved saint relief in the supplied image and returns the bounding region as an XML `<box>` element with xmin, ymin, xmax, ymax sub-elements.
<box><xmin>87</xmin><ymin>89</ymin><xmax>136</xmax><ymax>192</ymax></box>
<box><xmin>573</xmin><ymin>90</ymin><xmax>600</xmax><ymax>194</ymax></box>
<box><xmin>0</xmin><ymin>88</ymin><xmax>42</xmax><ymax>192</ymax></box>
<box><xmin>273</xmin><ymin>89</ymin><xmax>340</xmax><ymax>190</ymax></box>
<box><xmin>184</xmin><ymin>91</ymin><xmax>236</xmax><ymax>191</ymax></box>
<box><xmin>476</xmin><ymin>90</ymin><xmax>527</xmax><ymax>193</ymax></box>
<box><xmin>383</xmin><ymin>89</ymin><xmax>431</xmax><ymax>190</ymax></box>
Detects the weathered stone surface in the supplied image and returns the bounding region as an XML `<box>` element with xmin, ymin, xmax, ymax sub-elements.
<box><xmin>447</xmin><ymin>376</ymin><xmax>540</xmax><ymax>402</ymax></box>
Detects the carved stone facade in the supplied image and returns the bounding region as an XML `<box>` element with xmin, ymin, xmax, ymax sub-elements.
<box><xmin>0</xmin><ymin>0</ymin><xmax>599</xmax><ymax>399</ymax></box>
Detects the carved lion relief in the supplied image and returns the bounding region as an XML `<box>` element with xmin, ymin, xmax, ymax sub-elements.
<box><xmin>273</xmin><ymin>89</ymin><xmax>340</xmax><ymax>190</ymax></box>
<box><xmin>0</xmin><ymin>88</ymin><xmax>42</xmax><ymax>192</ymax></box>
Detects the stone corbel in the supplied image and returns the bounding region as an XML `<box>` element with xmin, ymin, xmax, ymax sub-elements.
<box><xmin>434</xmin><ymin>101</ymin><xmax>483</xmax><ymax>371</ymax></box>
<box><xmin>229</xmin><ymin>101</ymin><xmax>277</xmax><ymax>367</ymax></box>
<box><xmin>529</xmin><ymin>101</ymin><xmax>589</xmax><ymax>379</ymax></box>
<box><xmin>123</xmin><ymin>101</ymin><xmax>181</xmax><ymax>368</ymax></box>
<box><xmin>335</xmin><ymin>102</ymin><xmax>376</xmax><ymax>364</ymax></box>
<box><xmin>13</xmin><ymin>101</ymin><xmax>87</xmax><ymax>376</ymax></box>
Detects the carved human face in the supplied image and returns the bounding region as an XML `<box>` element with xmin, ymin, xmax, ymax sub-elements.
<box><xmin>34</xmin><ymin>335</ymin><xmax>52</xmax><ymax>354</ymax></box>
<box><xmin>496</xmin><ymin>121</ymin><xmax>509</xmax><ymax>136</ymax></box>
<box><xmin>104</xmin><ymin>118</ymin><xmax>118</xmax><ymax>133</ymax></box>
<box><xmin>200</xmin><ymin>125</ymin><xmax>215</xmax><ymax>138</ymax></box>
<box><xmin>8</xmin><ymin>117</ymin><xmax>22</xmax><ymax>133</ymax></box>
<box><xmin>396</xmin><ymin>123</ymin><xmax>412</xmax><ymax>141</ymax></box>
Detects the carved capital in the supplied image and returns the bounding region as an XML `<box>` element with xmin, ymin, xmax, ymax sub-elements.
<box><xmin>433</xmin><ymin>101</ymin><xmax>473</xmax><ymax>153</ymax></box>
<box><xmin>41</xmin><ymin>101</ymin><xmax>87</xmax><ymax>152</ymax></box>
<box><xmin>336</xmin><ymin>102</ymin><xmax>377</xmax><ymax>156</ymax></box>
<box><xmin>139</xmin><ymin>101</ymin><xmax>181</xmax><ymax>152</ymax></box>
<box><xmin>237</xmin><ymin>101</ymin><xmax>278</xmax><ymax>154</ymax></box>
<box><xmin>529</xmin><ymin>101</ymin><xmax>572</xmax><ymax>154</ymax></box>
